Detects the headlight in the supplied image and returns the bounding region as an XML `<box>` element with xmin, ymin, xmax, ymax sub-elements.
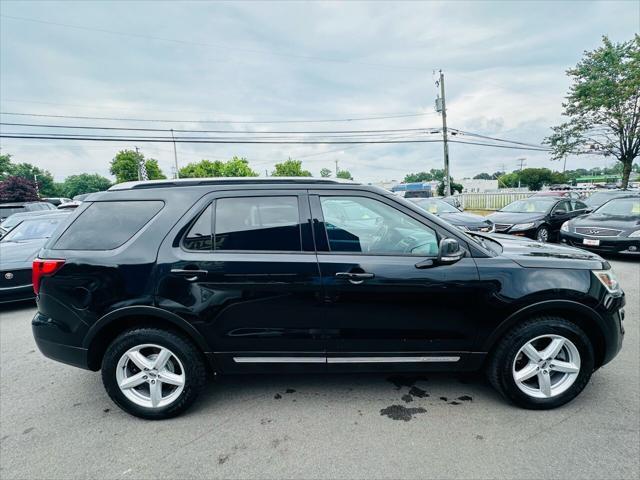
<box><xmin>629</xmin><ymin>229</ymin><xmax>640</xmax><ymax>238</ymax></box>
<box><xmin>561</xmin><ymin>221</ymin><xmax>569</xmax><ymax>232</ymax></box>
<box><xmin>510</xmin><ymin>222</ymin><xmax>536</xmax><ymax>231</ymax></box>
<box><xmin>593</xmin><ymin>269</ymin><xmax>622</xmax><ymax>294</ymax></box>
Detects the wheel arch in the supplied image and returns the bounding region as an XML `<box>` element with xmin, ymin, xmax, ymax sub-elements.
<box><xmin>482</xmin><ymin>300</ymin><xmax>608</xmax><ymax>368</ymax></box>
<box><xmin>83</xmin><ymin>306</ymin><xmax>210</xmax><ymax>371</ymax></box>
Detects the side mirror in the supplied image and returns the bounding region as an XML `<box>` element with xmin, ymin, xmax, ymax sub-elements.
<box><xmin>414</xmin><ymin>238</ymin><xmax>464</xmax><ymax>269</ymax></box>
<box><xmin>438</xmin><ymin>238</ymin><xmax>465</xmax><ymax>264</ymax></box>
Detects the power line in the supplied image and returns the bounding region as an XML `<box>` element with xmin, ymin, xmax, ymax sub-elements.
<box><xmin>0</xmin><ymin>121</ymin><xmax>435</xmax><ymax>135</ymax></box>
<box><xmin>0</xmin><ymin>14</ymin><xmax>425</xmax><ymax>71</ymax></box>
<box><xmin>0</xmin><ymin>111</ymin><xmax>436</xmax><ymax>124</ymax></box>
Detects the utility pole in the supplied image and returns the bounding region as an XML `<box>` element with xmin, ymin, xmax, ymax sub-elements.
<box><xmin>170</xmin><ymin>129</ymin><xmax>180</xmax><ymax>179</ymax></box>
<box><xmin>136</xmin><ymin>146</ymin><xmax>149</xmax><ymax>181</ymax></box>
<box><xmin>436</xmin><ymin>70</ymin><xmax>451</xmax><ymax>196</ymax></box>
<box><xmin>33</xmin><ymin>173</ymin><xmax>39</xmax><ymax>197</ymax></box>
<box><xmin>517</xmin><ymin>157</ymin><xmax>526</xmax><ymax>188</ymax></box>
<box><xmin>335</xmin><ymin>160</ymin><xmax>339</xmax><ymax>177</ymax></box>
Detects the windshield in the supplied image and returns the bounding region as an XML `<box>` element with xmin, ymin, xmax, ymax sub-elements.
<box><xmin>411</xmin><ymin>198</ymin><xmax>459</xmax><ymax>214</ymax></box>
<box><xmin>500</xmin><ymin>198</ymin><xmax>555</xmax><ymax>213</ymax></box>
<box><xmin>594</xmin><ymin>197</ymin><xmax>640</xmax><ymax>216</ymax></box>
<box><xmin>1</xmin><ymin>218</ymin><xmax>62</xmax><ymax>242</ymax></box>
<box><xmin>585</xmin><ymin>192</ymin><xmax>625</xmax><ymax>207</ymax></box>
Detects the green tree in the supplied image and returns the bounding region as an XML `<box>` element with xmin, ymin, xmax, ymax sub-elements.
<box><xmin>221</xmin><ymin>156</ymin><xmax>258</xmax><ymax>177</ymax></box>
<box><xmin>61</xmin><ymin>174</ymin><xmax>112</xmax><ymax>197</ymax></box>
<box><xmin>110</xmin><ymin>149</ymin><xmax>166</xmax><ymax>183</ymax></box>
<box><xmin>0</xmin><ymin>176</ymin><xmax>39</xmax><ymax>201</ymax></box>
<box><xmin>404</xmin><ymin>171</ymin><xmax>432</xmax><ymax>183</ymax></box>
<box><xmin>179</xmin><ymin>157</ymin><xmax>257</xmax><ymax>178</ymax></box>
<box><xmin>272</xmin><ymin>158</ymin><xmax>312</xmax><ymax>177</ymax></box>
<box><xmin>473</xmin><ymin>172</ymin><xmax>492</xmax><ymax>180</ymax></box>
<box><xmin>437</xmin><ymin>178</ymin><xmax>463</xmax><ymax>196</ymax></box>
<box><xmin>498</xmin><ymin>168</ymin><xmax>560</xmax><ymax>191</ymax></box>
<box><xmin>545</xmin><ymin>35</ymin><xmax>640</xmax><ymax>188</ymax></box>
<box><xmin>5</xmin><ymin>162</ymin><xmax>58</xmax><ymax>196</ymax></box>
<box><xmin>0</xmin><ymin>154</ymin><xmax>12</xmax><ymax>179</ymax></box>
<box><xmin>179</xmin><ymin>159</ymin><xmax>224</xmax><ymax>178</ymax></box>
<box><xmin>320</xmin><ymin>168</ymin><xmax>332</xmax><ymax>178</ymax></box>
<box><xmin>336</xmin><ymin>169</ymin><xmax>353</xmax><ymax>180</ymax></box>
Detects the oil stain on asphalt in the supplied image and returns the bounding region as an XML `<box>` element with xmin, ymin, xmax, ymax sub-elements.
<box><xmin>380</xmin><ymin>405</ymin><xmax>427</xmax><ymax>421</ymax></box>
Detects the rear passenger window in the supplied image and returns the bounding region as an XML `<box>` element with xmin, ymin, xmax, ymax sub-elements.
<box><xmin>183</xmin><ymin>204</ymin><xmax>213</xmax><ymax>251</ymax></box>
<box><xmin>214</xmin><ymin>197</ymin><xmax>301</xmax><ymax>251</ymax></box>
<box><xmin>54</xmin><ymin>201</ymin><xmax>164</xmax><ymax>250</ymax></box>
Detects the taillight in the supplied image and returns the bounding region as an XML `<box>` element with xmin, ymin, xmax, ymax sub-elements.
<box><xmin>32</xmin><ymin>258</ymin><xmax>65</xmax><ymax>295</ymax></box>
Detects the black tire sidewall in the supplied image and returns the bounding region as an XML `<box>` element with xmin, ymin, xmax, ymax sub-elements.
<box><xmin>101</xmin><ymin>328</ymin><xmax>205</xmax><ymax>420</ymax></box>
<box><xmin>497</xmin><ymin>319</ymin><xmax>594</xmax><ymax>410</ymax></box>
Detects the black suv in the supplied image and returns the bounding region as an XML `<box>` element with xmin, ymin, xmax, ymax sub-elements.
<box><xmin>32</xmin><ymin>178</ymin><xmax>625</xmax><ymax>419</ymax></box>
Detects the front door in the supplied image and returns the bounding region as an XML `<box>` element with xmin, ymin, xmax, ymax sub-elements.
<box><xmin>156</xmin><ymin>190</ymin><xmax>326</xmax><ymax>373</ymax></box>
<box><xmin>309</xmin><ymin>191</ymin><xmax>483</xmax><ymax>370</ymax></box>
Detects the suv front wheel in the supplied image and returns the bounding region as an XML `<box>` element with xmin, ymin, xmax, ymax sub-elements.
<box><xmin>101</xmin><ymin>328</ymin><xmax>207</xmax><ymax>419</ymax></box>
<box><xmin>487</xmin><ymin>317</ymin><xmax>595</xmax><ymax>409</ymax></box>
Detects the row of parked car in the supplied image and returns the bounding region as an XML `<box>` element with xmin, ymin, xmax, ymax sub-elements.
<box><xmin>0</xmin><ymin>195</ymin><xmax>91</xmax><ymax>303</ymax></box>
<box><xmin>409</xmin><ymin>189</ymin><xmax>639</xmax><ymax>256</ymax></box>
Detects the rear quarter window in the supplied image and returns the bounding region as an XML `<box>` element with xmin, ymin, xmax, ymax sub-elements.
<box><xmin>53</xmin><ymin>200</ymin><xmax>164</xmax><ymax>250</ymax></box>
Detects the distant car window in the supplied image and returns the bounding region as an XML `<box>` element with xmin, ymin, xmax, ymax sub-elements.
<box><xmin>183</xmin><ymin>204</ymin><xmax>213</xmax><ymax>251</ymax></box>
<box><xmin>53</xmin><ymin>201</ymin><xmax>164</xmax><ymax>250</ymax></box>
<box><xmin>214</xmin><ymin>197</ymin><xmax>301</xmax><ymax>251</ymax></box>
<box><xmin>320</xmin><ymin>196</ymin><xmax>438</xmax><ymax>256</ymax></box>
<box><xmin>500</xmin><ymin>198</ymin><xmax>556</xmax><ymax>213</ymax></box>
<box><xmin>553</xmin><ymin>200</ymin><xmax>571</xmax><ymax>213</ymax></box>
<box><xmin>595</xmin><ymin>197</ymin><xmax>640</xmax><ymax>216</ymax></box>
<box><xmin>1</xmin><ymin>217</ymin><xmax>63</xmax><ymax>242</ymax></box>
<box><xmin>411</xmin><ymin>198</ymin><xmax>459</xmax><ymax>214</ymax></box>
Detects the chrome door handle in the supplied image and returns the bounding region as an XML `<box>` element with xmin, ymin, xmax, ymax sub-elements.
<box><xmin>335</xmin><ymin>272</ymin><xmax>375</xmax><ymax>284</ymax></box>
<box><xmin>171</xmin><ymin>269</ymin><xmax>208</xmax><ymax>281</ymax></box>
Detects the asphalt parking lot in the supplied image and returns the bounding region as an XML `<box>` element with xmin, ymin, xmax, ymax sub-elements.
<box><xmin>0</xmin><ymin>258</ymin><xmax>638</xmax><ymax>480</ymax></box>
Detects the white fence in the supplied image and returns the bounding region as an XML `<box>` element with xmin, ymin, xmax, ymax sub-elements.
<box><xmin>455</xmin><ymin>192</ymin><xmax>533</xmax><ymax>210</ymax></box>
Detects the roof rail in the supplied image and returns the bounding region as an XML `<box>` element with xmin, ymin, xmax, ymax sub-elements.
<box><xmin>108</xmin><ymin>177</ymin><xmax>357</xmax><ymax>191</ymax></box>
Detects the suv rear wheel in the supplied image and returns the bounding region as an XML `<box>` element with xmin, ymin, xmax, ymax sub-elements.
<box><xmin>101</xmin><ymin>328</ymin><xmax>206</xmax><ymax>419</ymax></box>
<box><xmin>487</xmin><ymin>317</ymin><xmax>594</xmax><ymax>409</ymax></box>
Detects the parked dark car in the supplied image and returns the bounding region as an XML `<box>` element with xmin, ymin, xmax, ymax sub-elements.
<box><xmin>584</xmin><ymin>190</ymin><xmax>638</xmax><ymax>210</ymax></box>
<box><xmin>486</xmin><ymin>197</ymin><xmax>589</xmax><ymax>242</ymax></box>
<box><xmin>32</xmin><ymin>178</ymin><xmax>624</xmax><ymax>419</ymax></box>
<box><xmin>0</xmin><ymin>201</ymin><xmax>56</xmax><ymax>221</ymax></box>
<box><xmin>560</xmin><ymin>195</ymin><xmax>640</xmax><ymax>255</ymax></box>
<box><xmin>43</xmin><ymin>197</ymin><xmax>73</xmax><ymax>206</ymax></box>
<box><xmin>409</xmin><ymin>198</ymin><xmax>494</xmax><ymax>232</ymax></box>
<box><xmin>0</xmin><ymin>212</ymin><xmax>70</xmax><ymax>303</ymax></box>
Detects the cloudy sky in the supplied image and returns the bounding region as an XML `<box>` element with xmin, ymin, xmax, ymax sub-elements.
<box><xmin>1</xmin><ymin>0</ymin><xmax>638</xmax><ymax>183</ymax></box>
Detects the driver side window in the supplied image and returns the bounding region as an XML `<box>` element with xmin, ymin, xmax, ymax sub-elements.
<box><xmin>319</xmin><ymin>196</ymin><xmax>438</xmax><ymax>256</ymax></box>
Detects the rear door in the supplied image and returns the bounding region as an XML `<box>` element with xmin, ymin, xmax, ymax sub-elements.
<box><xmin>156</xmin><ymin>189</ymin><xmax>326</xmax><ymax>373</ymax></box>
<box><xmin>309</xmin><ymin>190</ymin><xmax>483</xmax><ymax>370</ymax></box>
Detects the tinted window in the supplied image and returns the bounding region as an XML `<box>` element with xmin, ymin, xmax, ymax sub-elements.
<box><xmin>54</xmin><ymin>201</ymin><xmax>163</xmax><ymax>250</ymax></box>
<box><xmin>553</xmin><ymin>200</ymin><xmax>571</xmax><ymax>213</ymax></box>
<box><xmin>320</xmin><ymin>196</ymin><xmax>438</xmax><ymax>256</ymax></box>
<box><xmin>214</xmin><ymin>197</ymin><xmax>301</xmax><ymax>251</ymax></box>
<box><xmin>572</xmin><ymin>200</ymin><xmax>588</xmax><ymax>210</ymax></box>
<box><xmin>183</xmin><ymin>204</ymin><xmax>213</xmax><ymax>251</ymax></box>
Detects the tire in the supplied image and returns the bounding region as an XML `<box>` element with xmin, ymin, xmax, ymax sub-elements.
<box><xmin>101</xmin><ymin>328</ymin><xmax>207</xmax><ymax>419</ymax></box>
<box><xmin>535</xmin><ymin>225</ymin><xmax>550</xmax><ymax>243</ymax></box>
<box><xmin>486</xmin><ymin>316</ymin><xmax>594</xmax><ymax>410</ymax></box>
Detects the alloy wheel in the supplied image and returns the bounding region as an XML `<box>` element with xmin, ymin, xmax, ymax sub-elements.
<box><xmin>536</xmin><ymin>227</ymin><xmax>549</xmax><ymax>242</ymax></box>
<box><xmin>512</xmin><ymin>334</ymin><xmax>581</xmax><ymax>399</ymax></box>
<box><xmin>115</xmin><ymin>344</ymin><xmax>186</xmax><ymax>409</ymax></box>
